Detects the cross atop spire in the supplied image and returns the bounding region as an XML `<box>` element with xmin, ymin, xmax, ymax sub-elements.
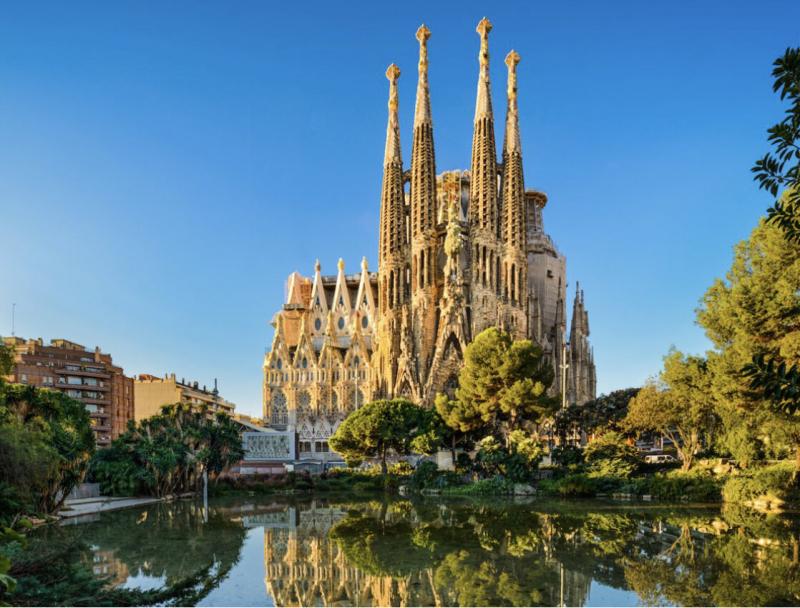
<box><xmin>504</xmin><ymin>50</ymin><xmax>521</xmax><ymax>154</ymax></box>
<box><xmin>477</xmin><ymin>17</ymin><xmax>492</xmax><ymax>44</ymax></box>
<box><xmin>414</xmin><ymin>24</ymin><xmax>432</xmax><ymax>127</ymax></box>
<box><xmin>474</xmin><ymin>18</ymin><xmax>493</xmax><ymax>121</ymax></box>
<box><xmin>383</xmin><ymin>64</ymin><xmax>402</xmax><ymax>165</ymax></box>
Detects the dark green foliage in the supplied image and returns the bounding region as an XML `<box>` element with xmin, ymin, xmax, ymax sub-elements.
<box><xmin>410</xmin><ymin>461</ymin><xmax>440</xmax><ymax>489</ymax></box>
<box><xmin>89</xmin><ymin>403</ymin><xmax>244</xmax><ymax>498</ymax></box>
<box><xmin>442</xmin><ymin>476</ymin><xmax>515</xmax><ymax>496</ymax></box>
<box><xmin>744</xmin><ymin>354</ymin><xmax>800</xmax><ymax>416</ymax></box>
<box><xmin>555</xmin><ymin>388</ymin><xmax>640</xmax><ymax>438</ymax></box>
<box><xmin>538</xmin><ymin>474</ymin><xmax>598</xmax><ymax>498</ymax></box>
<box><xmin>0</xmin><ymin>381</ymin><xmax>95</xmax><ymax>517</ymax></box>
<box><xmin>551</xmin><ymin>445</ymin><xmax>584</xmax><ymax>467</ymax></box>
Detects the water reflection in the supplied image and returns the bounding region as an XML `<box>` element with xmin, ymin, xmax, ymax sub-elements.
<box><xmin>65</xmin><ymin>497</ymin><xmax>800</xmax><ymax>606</ymax></box>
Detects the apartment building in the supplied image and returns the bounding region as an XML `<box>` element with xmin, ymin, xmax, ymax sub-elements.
<box><xmin>3</xmin><ymin>337</ymin><xmax>134</xmax><ymax>447</ymax></box>
<box><xmin>134</xmin><ymin>373</ymin><xmax>236</xmax><ymax>421</ymax></box>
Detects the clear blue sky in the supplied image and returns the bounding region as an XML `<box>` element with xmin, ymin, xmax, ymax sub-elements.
<box><xmin>1</xmin><ymin>1</ymin><xmax>798</xmax><ymax>416</ymax></box>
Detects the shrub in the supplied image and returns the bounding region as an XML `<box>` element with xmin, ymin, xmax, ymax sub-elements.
<box><xmin>443</xmin><ymin>476</ymin><xmax>513</xmax><ymax>496</ymax></box>
<box><xmin>584</xmin><ymin>431</ymin><xmax>641</xmax><ymax>478</ymax></box>
<box><xmin>645</xmin><ymin>470</ymin><xmax>722</xmax><ymax>502</ymax></box>
<box><xmin>388</xmin><ymin>461</ymin><xmax>414</xmax><ymax>476</ymax></box>
<box><xmin>722</xmin><ymin>462</ymin><xmax>798</xmax><ymax>507</ymax></box>
<box><xmin>410</xmin><ymin>461</ymin><xmax>439</xmax><ymax>489</ymax></box>
<box><xmin>551</xmin><ymin>445</ymin><xmax>584</xmax><ymax>467</ymax></box>
<box><xmin>455</xmin><ymin>453</ymin><xmax>472</xmax><ymax>474</ymax></box>
<box><xmin>538</xmin><ymin>474</ymin><xmax>598</xmax><ymax>498</ymax></box>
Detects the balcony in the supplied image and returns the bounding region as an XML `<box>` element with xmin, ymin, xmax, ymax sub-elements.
<box><xmin>56</xmin><ymin>367</ymin><xmax>111</xmax><ymax>379</ymax></box>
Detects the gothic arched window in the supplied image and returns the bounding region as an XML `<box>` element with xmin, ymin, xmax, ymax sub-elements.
<box><xmin>297</xmin><ymin>390</ymin><xmax>311</xmax><ymax>417</ymax></box>
<box><xmin>270</xmin><ymin>391</ymin><xmax>288</xmax><ymax>425</ymax></box>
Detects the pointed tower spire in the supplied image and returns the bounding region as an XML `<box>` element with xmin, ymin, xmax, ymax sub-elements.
<box><xmin>410</xmin><ymin>24</ymin><xmax>437</xmax><ymax>246</ymax></box>
<box><xmin>414</xmin><ymin>25</ymin><xmax>432</xmax><ymax>128</ymax></box>
<box><xmin>502</xmin><ymin>49</ymin><xmax>526</xmax><ymax>250</ymax></box>
<box><xmin>383</xmin><ymin>64</ymin><xmax>402</xmax><ymax>165</ymax></box>
<box><xmin>378</xmin><ymin>64</ymin><xmax>407</xmax><ymax>313</ymax></box>
<box><xmin>470</xmin><ymin>17</ymin><xmax>499</xmax><ymax>234</ymax></box>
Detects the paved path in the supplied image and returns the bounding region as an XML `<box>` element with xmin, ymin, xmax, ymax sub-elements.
<box><xmin>59</xmin><ymin>496</ymin><xmax>164</xmax><ymax>519</ymax></box>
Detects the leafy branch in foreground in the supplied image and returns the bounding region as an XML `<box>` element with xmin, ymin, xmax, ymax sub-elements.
<box><xmin>752</xmin><ymin>47</ymin><xmax>800</xmax><ymax>241</ymax></box>
<box><xmin>743</xmin><ymin>354</ymin><xmax>800</xmax><ymax>415</ymax></box>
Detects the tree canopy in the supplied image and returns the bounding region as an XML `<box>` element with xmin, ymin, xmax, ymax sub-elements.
<box><xmin>625</xmin><ymin>351</ymin><xmax>716</xmax><ymax>471</ymax></box>
<box><xmin>437</xmin><ymin>328</ymin><xmax>555</xmax><ymax>445</ymax></box>
<box><xmin>328</xmin><ymin>399</ymin><xmax>433</xmax><ymax>474</ymax></box>
<box><xmin>90</xmin><ymin>403</ymin><xmax>244</xmax><ymax>497</ymax></box>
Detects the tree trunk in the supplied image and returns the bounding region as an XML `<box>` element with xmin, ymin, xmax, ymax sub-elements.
<box><xmin>381</xmin><ymin>445</ymin><xmax>388</xmax><ymax>476</ymax></box>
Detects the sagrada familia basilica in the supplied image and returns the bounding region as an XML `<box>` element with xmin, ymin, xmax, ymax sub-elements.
<box><xmin>263</xmin><ymin>19</ymin><xmax>596</xmax><ymax>459</ymax></box>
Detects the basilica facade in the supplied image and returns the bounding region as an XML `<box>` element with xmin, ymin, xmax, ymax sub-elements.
<box><xmin>263</xmin><ymin>19</ymin><xmax>596</xmax><ymax>461</ymax></box>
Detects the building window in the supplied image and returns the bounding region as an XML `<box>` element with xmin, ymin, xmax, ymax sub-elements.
<box><xmin>315</xmin><ymin>318</ymin><xmax>322</xmax><ymax>331</ymax></box>
<box><xmin>276</xmin><ymin>359</ymin><xmax>282</xmax><ymax>370</ymax></box>
<box><xmin>270</xmin><ymin>391</ymin><xmax>288</xmax><ymax>425</ymax></box>
<box><xmin>361</xmin><ymin>315</ymin><xmax>368</xmax><ymax>329</ymax></box>
<box><xmin>297</xmin><ymin>390</ymin><xmax>311</xmax><ymax>416</ymax></box>
<box><xmin>300</xmin><ymin>441</ymin><xmax>312</xmax><ymax>453</ymax></box>
<box><xmin>20</xmin><ymin>374</ymin><xmax>28</xmax><ymax>384</ymax></box>
<box><xmin>314</xmin><ymin>441</ymin><xmax>329</xmax><ymax>453</ymax></box>
<box><xmin>337</xmin><ymin>317</ymin><xmax>345</xmax><ymax>330</ymax></box>
<box><xmin>67</xmin><ymin>376</ymin><xmax>82</xmax><ymax>385</ymax></box>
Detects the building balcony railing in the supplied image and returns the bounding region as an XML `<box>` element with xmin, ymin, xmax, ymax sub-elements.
<box><xmin>56</xmin><ymin>368</ymin><xmax>111</xmax><ymax>379</ymax></box>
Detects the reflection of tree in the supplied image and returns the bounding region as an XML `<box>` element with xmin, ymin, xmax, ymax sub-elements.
<box><xmin>624</xmin><ymin>511</ymin><xmax>800</xmax><ymax>606</ymax></box>
<box><xmin>79</xmin><ymin>500</ymin><xmax>247</xmax><ymax>588</ymax></box>
<box><xmin>329</xmin><ymin>513</ymin><xmax>435</xmax><ymax>576</ymax></box>
<box><xmin>8</xmin><ymin>500</ymin><xmax>247</xmax><ymax>606</ymax></box>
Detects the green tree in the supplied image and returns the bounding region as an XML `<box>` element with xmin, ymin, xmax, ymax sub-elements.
<box><xmin>555</xmin><ymin>388</ymin><xmax>640</xmax><ymax>440</ymax></box>
<box><xmin>697</xmin><ymin>207</ymin><xmax>800</xmax><ymax>466</ymax></box>
<box><xmin>583</xmin><ymin>431</ymin><xmax>641</xmax><ymax>478</ymax></box>
<box><xmin>329</xmin><ymin>399</ymin><xmax>429</xmax><ymax>474</ymax></box>
<box><xmin>0</xmin><ymin>344</ymin><xmax>13</xmax><ymax>378</ymax></box>
<box><xmin>738</xmin><ymin>47</ymin><xmax>800</xmax><ymax>465</ymax></box>
<box><xmin>0</xmin><ymin>383</ymin><xmax>95</xmax><ymax>514</ymax></box>
<box><xmin>625</xmin><ymin>351</ymin><xmax>716</xmax><ymax>471</ymax></box>
<box><xmin>442</xmin><ymin>328</ymin><xmax>555</xmax><ymax>446</ymax></box>
<box><xmin>90</xmin><ymin>404</ymin><xmax>244</xmax><ymax>497</ymax></box>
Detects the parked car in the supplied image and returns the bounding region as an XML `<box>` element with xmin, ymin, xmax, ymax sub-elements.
<box><xmin>643</xmin><ymin>454</ymin><xmax>678</xmax><ymax>464</ymax></box>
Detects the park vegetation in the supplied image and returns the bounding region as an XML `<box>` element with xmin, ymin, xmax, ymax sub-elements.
<box><xmin>320</xmin><ymin>47</ymin><xmax>800</xmax><ymax>509</ymax></box>
<box><xmin>0</xmin><ymin>345</ymin><xmax>245</xmax><ymax>603</ymax></box>
<box><xmin>89</xmin><ymin>404</ymin><xmax>244</xmax><ymax>498</ymax></box>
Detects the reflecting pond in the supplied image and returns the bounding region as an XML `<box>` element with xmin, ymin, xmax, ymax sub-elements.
<box><xmin>36</xmin><ymin>496</ymin><xmax>800</xmax><ymax>606</ymax></box>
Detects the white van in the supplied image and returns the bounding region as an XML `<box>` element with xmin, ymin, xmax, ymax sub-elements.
<box><xmin>644</xmin><ymin>454</ymin><xmax>678</xmax><ymax>464</ymax></box>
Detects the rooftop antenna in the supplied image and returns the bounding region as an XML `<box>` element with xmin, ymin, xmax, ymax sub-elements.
<box><xmin>11</xmin><ymin>303</ymin><xmax>16</xmax><ymax>337</ymax></box>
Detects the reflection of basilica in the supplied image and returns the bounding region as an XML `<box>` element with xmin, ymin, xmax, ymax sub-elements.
<box><xmin>263</xmin><ymin>503</ymin><xmax>436</xmax><ymax>606</ymax></box>
<box><xmin>261</xmin><ymin>501</ymin><xmax>592</xmax><ymax>607</ymax></box>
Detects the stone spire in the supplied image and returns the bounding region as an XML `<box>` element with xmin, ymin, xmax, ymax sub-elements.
<box><xmin>378</xmin><ymin>64</ymin><xmax>406</xmax><ymax>312</ymax></box>
<box><xmin>502</xmin><ymin>50</ymin><xmax>526</xmax><ymax>250</ymax></box>
<box><xmin>383</xmin><ymin>64</ymin><xmax>402</xmax><ymax>166</ymax></box>
<box><xmin>469</xmin><ymin>18</ymin><xmax>499</xmax><ymax>234</ymax></box>
<box><xmin>410</xmin><ymin>24</ymin><xmax>437</xmax><ymax>242</ymax></box>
